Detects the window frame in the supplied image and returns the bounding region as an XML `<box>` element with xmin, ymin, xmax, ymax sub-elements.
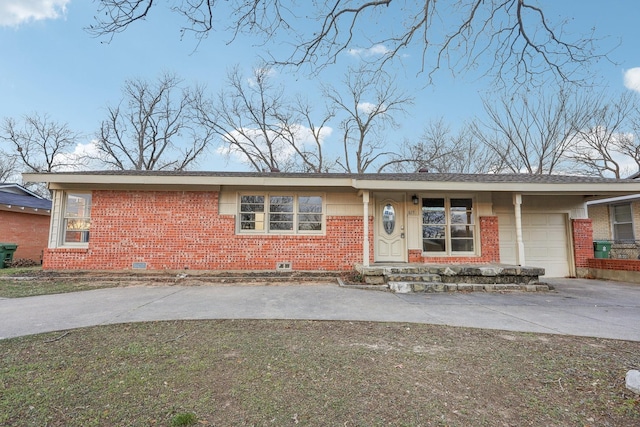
<box><xmin>61</xmin><ymin>192</ymin><xmax>92</xmax><ymax>247</ymax></box>
<box><xmin>420</xmin><ymin>195</ymin><xmax>477</xmax><ymax>256</ymax></box>
<box><xmin>237</xmin><ymin>192</ymin><xmax>325</xmax><ymax>235</ymax></box>
<box><xmin>611</xmin><ymin>203</ymin><xmax>635</xmax><ymax>242</ymax></box>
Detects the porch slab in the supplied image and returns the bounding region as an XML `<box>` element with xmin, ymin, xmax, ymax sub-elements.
<box><xmin>354</xmin><ymin>263</ymin><xmax>546</xmax><ymax>292</ymax></box>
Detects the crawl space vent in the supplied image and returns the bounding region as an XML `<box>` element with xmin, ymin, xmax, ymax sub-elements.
<box><xmin>276</xmin><ymin>262</ymin><xmax>292</xmax><ymax>271</ymax></box>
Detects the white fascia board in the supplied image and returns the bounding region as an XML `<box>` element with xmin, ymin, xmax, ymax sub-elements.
<box><xmin>22</xmin><ymin>173</ymin><xmax>355</xmax><ymax>189</ymax></box>
<box><xmin>351</xmin><ymin>179</ymin><xmax>640</xmax><ymax>195</ymax></box>
<box><xmin>22</xmin><ymin>173</ymin><xmax>640</xmax><ymax>196</ymax></box>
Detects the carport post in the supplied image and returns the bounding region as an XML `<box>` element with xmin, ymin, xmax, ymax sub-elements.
<box><xmin>361</xmin><ymin>190</ymin><xmax>370</xmax><ymax>267</ymax></box>
<box><xmin>513</xmin><ymin>193</ymin><xmax>526</xmax><ymax>266</ymax></box>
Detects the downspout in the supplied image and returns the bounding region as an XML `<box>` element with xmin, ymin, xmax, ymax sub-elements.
<box><xmin>513</xmin><ymin>193</ymin><xmax>526</xmax><ymax>266</ymax></box>
<box><xmin>362</xmin><ymin>190</ymin><xmax>370</xmax><ymax>267</ymax></box>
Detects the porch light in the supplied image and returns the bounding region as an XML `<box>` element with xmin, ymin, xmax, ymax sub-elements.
<box><xmin>412</xmin><ymin>194</ymin><xmax>419</xmax><ymax>205</ymax></box>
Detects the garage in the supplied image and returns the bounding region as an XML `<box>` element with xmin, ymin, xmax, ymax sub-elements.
<box><xmin>498</xmin><ymin>212</ymin><xmax>571</xmax><ymax>277</ymax></box>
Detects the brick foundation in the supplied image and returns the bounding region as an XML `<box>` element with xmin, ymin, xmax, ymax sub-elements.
<box><xmin>44</xmin><ymin>190</ymin><xmax>372</xmax><ymax>271</ymax></box>
<box><xmin>586</xmin><ymin>258</ymin><xmax>640</xmax><ymax>271</ymax></box>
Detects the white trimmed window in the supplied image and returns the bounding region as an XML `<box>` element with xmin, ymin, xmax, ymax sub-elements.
<box><xmin>239</xmin><ymin>194</ymin><xmax>324</xmax><ymax>234</ymax></box>
<box><xmin>63</xmin><ymin>192</ymin><xmax>92</xmax><ymax>245</ymax></box>
<box><xmin>422</xmin><ymin>197</ymin><xmax>475</xmax><ymax>254</ymax></box>
<box><xmin>612</xmin><ymin>203</ymin><xmax>634</xmax><ymax>242</ymax></box>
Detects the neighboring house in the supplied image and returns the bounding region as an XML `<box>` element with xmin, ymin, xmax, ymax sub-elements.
<box><xmin>21</xmin><ymin>171</ymin><xmax>640</xmax><ymax>278</ymax></box>
<box><xmin>0</xmin><ymin>183</ymin><xmax>52</xmax><ymax>263</ymax></box>
<box><xmin>587</xmin><ymin>195</ymin><xmax>640</xmax><ymax>259</ymax></box>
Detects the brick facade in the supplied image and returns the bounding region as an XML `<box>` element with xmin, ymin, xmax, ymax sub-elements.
<box><xmin>44</xmin><ymin>190</ymin><xmax>372</xmax><ymax>271</ymax></box>
<box><xmin>572</xmin><ymin>218</ymin><xmax>593</xmax><ymax>269</ymax></box>
<box><xmin>42</xmin><ymin>190</ymin><xmax>588</xmax><ymax>274</ymax></box>
<box><xmin>0</xmin><ymin>210</ymin><xmax>50</xmax><ymax>263</ymax></box>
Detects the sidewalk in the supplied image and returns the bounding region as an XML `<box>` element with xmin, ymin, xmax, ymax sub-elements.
<box><xmin>2</xmin><ymin>278</ymin><xmax>640</xmax><ymax>341</ymax></box>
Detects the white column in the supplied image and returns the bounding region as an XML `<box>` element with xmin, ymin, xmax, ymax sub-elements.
<box><xmin>513</xmin><ymin>193</ymin><xmax>525</xmax><ymax>266</ymax></box>
<box><xmin>362</xmin><ymin>191</ymin><xmax>370</xmax><ymax>267</ymax></box>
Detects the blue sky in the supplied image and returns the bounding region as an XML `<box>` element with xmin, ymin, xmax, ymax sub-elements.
<box><xmin>1</xmin><ymin>1</ymin><xmax>639</xmax><ymax>171</ymax></box>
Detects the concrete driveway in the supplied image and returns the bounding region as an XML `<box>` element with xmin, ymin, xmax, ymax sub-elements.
<box><xmin>1</xmin><ymin>277</ymin><xmax>640</xmax><ymax>341</ymax></box>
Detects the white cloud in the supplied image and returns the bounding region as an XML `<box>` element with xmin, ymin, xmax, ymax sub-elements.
<box><xmin>217</xmin><ymin>124</ymin><xmax>333</xmax><ymax>167</ymax></box>
<box><xmin>571</xmin><ymin>127</ymin><xmax>638</xmax><ymax>177</ymax></box>
<box><xmin>348</xmin><ymin>44</ymin><xmax>390</xmax><ymax>58</ymax></box>
<box><xmin>623</xmin><ymin>68</ymin><xmax>640</xmax><ymax>93</ymax></box>
<box><xmin>53</xmin><ymin>140</ymin><xmax>104</xmax><ymax>171</ymax></box>
<box><xmin>357</xmin><ymin>102</ymin><xmax>377</xmax><ymax>114</ymax></box>
<box><xmin>0</xmin><ymin>0</ymin><xmax>70</xmax><ymax>27</ymax></box>
<box><xmin>247</xmin><ymin>67</ymin><xmax>277</xmax><ymax>87</ymax></box>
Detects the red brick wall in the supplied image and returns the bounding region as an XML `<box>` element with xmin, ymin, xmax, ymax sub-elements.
<box><xmin>408</xmin><ymin>216</ymin><xmax>500</xmax><ymax>263</ymax></box>
<box><xmin>44</xmin><ymin>190</ymin><xmax>372</xmax><ymax>271</ymax></box>
<box><xmin>587</xmin><ymin>258</ymin><xmax>640</xmax><ymax>271</ymax></box>
<box><xmin>0</xmin><ymin>210</ymin><xmax>50</xmax><ymax>263</ymax></box>
<box><xmin>572</xmin><ymin>218</ymin><xmax>593</xmax><ymax>269</ymax></box>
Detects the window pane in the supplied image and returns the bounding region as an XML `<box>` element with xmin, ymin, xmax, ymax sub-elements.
<box><xmin>270</xmin><ymin>196</ymin><xmax>293</xmax><ymax>212</ymax></box>
<box><xmin>65</xmin><ymin>231</ymin><xmax>90</xmax><ymax>243</ymax></box>
<box><xmin>240</xmin><ymin>195</ymin><xmax>264</xmax><ymax>213</ymax></box>
<box><xmin>424</xmin><ymin>239</ymin><xmax>445</xmax><ymax>252</ymax></box>
<box><xmin>423</xmin><ymin>198</ymin><xmax>445</xmax><ymax>208</ymax></box>
<box><xmin>269</xmin><ymin>215</ymin><xmax>293</xmax><ymax>230</ymax></box>
<box><xmin>614</xmin><ymin>223</ymin><xmax>634</xmax><ymax>241</ymax></box>
<box><xmin>422</xmin><ymin>198</ymin><xmax>445</xmax><ymax>225</ymax></box>
<box><xmin>65</xmin><ymin>193</ymin><xmax>92</xmax><ymax>217</ymax></box>
<box><xmin>450</xmin><ymin>198</ymin><xmax>472</xmax><ymax>210</ymax></box>
<box><xmin>298</xmin><ymin>196</ymin><xmax>322</xmax><ymax>212</ymax></box>
<box><xmin>451</xmin><ymin>211</ymin><xmax>474</xmax><ymax>225</ymax></box>
<box><xmin>451</xmin><ymin>225</ymin><xmax>474</xmax><ymax>238</ymax></box>
<box><xmin>298</xmin><ymin>213</ymin><xmax>323</xmax><ymax>231</ymax></box>
<box><xmin>298</xmin><ymin>221</ymin><xmax>322</xmax><ymax>231</ymax></box>
<box><xmin>452</xmin><ymin>239</ymin><xmax>474</xmax><ymax>252</ymax></box>
<box><xmin>613</xmin><ymin>204</ymin><xmax>632</xmax><ymax>223</ymax></box>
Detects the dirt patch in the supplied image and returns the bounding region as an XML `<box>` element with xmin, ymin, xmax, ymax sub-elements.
<box><xmin>1</xmin><ymin>320</ymin><xmax>639</xmax><ymax>426</ymax></box>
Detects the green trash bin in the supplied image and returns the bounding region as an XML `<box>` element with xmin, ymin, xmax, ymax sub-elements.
<box><xmin>0</xmin><ymin>243</ymin><xmax>18</xmax><ymax>268</ymax></box>
<box><xmin>593</xmin><ymin>241</ymin><xmax>610</xmax><ymax>259</ymax></box>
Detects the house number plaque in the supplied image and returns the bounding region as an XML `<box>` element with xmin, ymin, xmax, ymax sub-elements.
<box><xmin>382</xmin><ymin>204</ymin><xmax>395</xmax><ymax>235</ymax></box>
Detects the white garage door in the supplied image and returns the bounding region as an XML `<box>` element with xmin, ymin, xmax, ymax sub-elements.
<box><xmin>498</xmin><ymin>212</ymin><xmax>571</xmax><ymax>277</ymax></box>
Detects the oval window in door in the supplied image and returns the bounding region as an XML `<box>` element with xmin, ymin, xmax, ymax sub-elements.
<box><xmin>382</xmin><ymin>204</ymin><xmax>395</xmax><ymax>234</ymax></box>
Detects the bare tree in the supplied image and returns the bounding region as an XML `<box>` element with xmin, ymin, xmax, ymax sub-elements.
<box><xmin>0</xmin><ymin>113</ymin><xmax>82</xmax><ymax>173</ymax></box>
<box><xmin>325</xmin><ymin>68</ymin><xmax>413</xmax><ymax>173</ymax></box>
<box><xmin>472</xmin><ymin>86</ymin><xmax>597</xmax><ymax>174</ymax></box>
<box><xmin>278</xmin><ymin>95</ymin><xmax>337</xmax><ymax>172</ymax></box>
<box><xmin>0</xmin><ymin>150</ymin><xmax>17</xmax><ymax>182</ymax></box>
<box><xmin>0</xmin><ymin>136</ymin><xmax>18</xmax><ymax>182</ymax></box>
<box><xmin>87</xmin><ymin>1</ymin><xmax>606</xmax><ymax>86</ymax></box>
<box><xmin>568</xmin><ymin>92</ymin><xmax>638</xmax><ymax>178</ymax></box>
<box><xmin>195</xmin><ymin>65</ymin><xmax>333</xmax><ymax>172</ymax></box>
<box><xmin>381</xmin><ymin>119</ymin><xmax>498</xmax><ymax>173</ymax></box>
<box><xmin>96</xmin><ymin>73</ymin><xmax>213</xmax><ymax>171</ymax></box>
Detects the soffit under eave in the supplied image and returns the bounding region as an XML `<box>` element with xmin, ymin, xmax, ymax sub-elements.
<box><xmin>0</xmin><ymin>205</ymin><xmax>51</xmax><ymax>215</ymax></box>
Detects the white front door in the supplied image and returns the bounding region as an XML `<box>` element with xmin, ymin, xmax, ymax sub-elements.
<box><xmin>375</xmin><ymin>196</ymin><xmax>406</xmax><ymax>262</ymax></box>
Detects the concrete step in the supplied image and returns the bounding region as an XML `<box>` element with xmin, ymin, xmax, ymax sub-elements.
<box><xmin>388</xmin><ymin>282</ymin><xmax>550</xmax><ymax>294</ymax></box>
<box><xmin>385</xmin><ymin>273</ymin><xmax>442</xmax><ymax>283</ymax></box>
